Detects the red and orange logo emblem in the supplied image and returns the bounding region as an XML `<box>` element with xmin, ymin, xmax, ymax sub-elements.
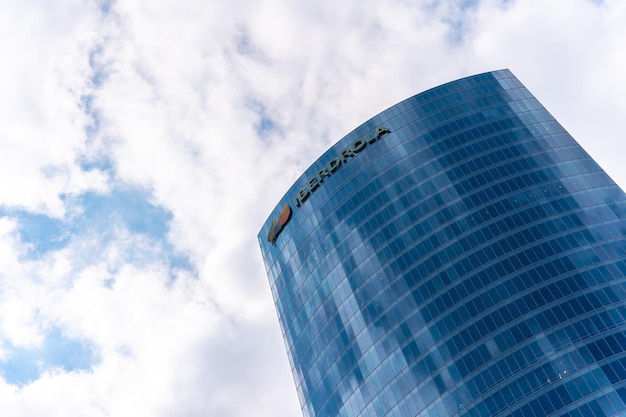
<box><xmin>267</xmin><ymin>203</ymin><xmax>292</xmax><ymax>245</ymax></box>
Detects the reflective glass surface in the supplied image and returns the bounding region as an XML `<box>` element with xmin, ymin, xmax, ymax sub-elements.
<box><xmin>259</xmin><ymin>69</ymin><xmax>626</xmax><ymax>417</ymax></box>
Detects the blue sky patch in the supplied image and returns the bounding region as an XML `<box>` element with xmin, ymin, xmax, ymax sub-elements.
<box><xmin>79</xmin><ymin>188</ymin><xmax>172</xmax><ymax>238</ymax></box>
<box><xmin>257</xmin><ymin>116</ymin><xmax>277</xmax><ymax>137</ymax></box>
<box><xmin>0</xmin><ymin>327</ymin><xmax>98</xmax><ymax>386</ymax></box>
<box><xmin>12</xmin><ymin>212</ymin><xmax>72</xmax><ymax>255</ymax></box>
<box><xmin>2</xmin><ymin>186</ymin><xmax>192</xmax><ymax>271</ymax></box>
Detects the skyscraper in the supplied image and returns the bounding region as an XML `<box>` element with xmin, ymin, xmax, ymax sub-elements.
<box><xmin>258</xmin><ymin>70</ymin><xmax>626</xmax><ymax>417</ymax></box>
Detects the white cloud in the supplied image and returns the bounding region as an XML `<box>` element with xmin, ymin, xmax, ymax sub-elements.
<box><xmin>0</xmin><ymin>0</ymin><xmax>624</xmax><ymax>416</ymax></box>
<box><xmin>0</xmin><ymin>0</ymin><xmax>108</xmax><ymax>217</ymax></box>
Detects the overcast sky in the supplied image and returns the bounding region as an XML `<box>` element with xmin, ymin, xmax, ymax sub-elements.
<box><xmin>0</xmin><ymin>0</ymin><xmax>624</xmax><ymax>416</ymax></box>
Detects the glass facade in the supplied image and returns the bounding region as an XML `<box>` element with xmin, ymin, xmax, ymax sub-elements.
<box><xmin>258</xmin><ymin>70</ymin><xmax>626</xmax><ymax>417</ymax></box>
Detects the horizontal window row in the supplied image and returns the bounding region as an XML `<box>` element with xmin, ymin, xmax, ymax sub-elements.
<box><xmin>344</xmin><ymin>282</ymin><xmax>624</xmax><ymax>398</ymax></box>
<box><xmin>392</xmin><ymin>222</ymin><xmax>606</xmax><ymax>312</ymax></box>
<box><xmin>285</xmin><ymin>120</ymin><xmax>576</xmax><ymax>250</ymax></box>
<box><xmin>432</xmin><ymin>278</ymin><xmax>626</xmax><ymax>356</ymax></box>
<box><xmin>349</xmin><ymin>262</ymin><xmax>625</xmax><ymax>381</ymax></box>
<box><xmin>276</xmin><ymin>222</ymin><xmax>625</xmax><ymax>364</ymax></box>
<box><xmin>292</xmin><ymin>276</ymin><xmax>620</xmax><ymax>410</ymax></box>
<box><xmin>415</xmin><ymin>78</ymin><xmax>504</xmax><ymax>109</ymax></box>
<box><xmin>278</xmin><ymin>222</ymin><xmax>625</xmax><ymax>360</ymax></box>
<box><xmin>278</xmin><ymin>180</ymin><xmax>617</xmax><ymax>299</ymax></box>
<box><xmin>421</xmin><ymin>93</ymin><xmax>510</xmax><ymax>129</ymax></box>
<box><xmin>466</xmin><ymin>368</ymin><xmax>617</xmax><ymax>417</ymax></box>
<box><xmin>454</xmin><ymin>325</ymin><xmax>624</xmax><ymax>394</ymax></box>
<box><xmin>431</xmin><ymin>244</ymin><xmax>621</xmax><ymax>328</ymax></box>
<box><xmin>264</xmin><ymin>136</ymin><xmax>620</xmax><ymax>292</ymax></box>
<box><xmin>272</xmin><ymin>132</ymin><xmax>610</xmax><ymax>272</ymax></box>
<box><xmin>506</xmin><ymin>380</ymin><xmax>624</xmax><ymax>417</ymax></box>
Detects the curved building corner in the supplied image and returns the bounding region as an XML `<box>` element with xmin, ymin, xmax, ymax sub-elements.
<box><xmin>258</xmin><ymin>69</ymin><xmax>626</xmax><ymax>417</ymax></box>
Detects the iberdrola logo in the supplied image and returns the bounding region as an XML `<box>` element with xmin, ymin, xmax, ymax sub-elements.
<box><xmin>267</xmin><ymin>203</ymin><xmax>292</xmax><ymax>245</ymax></box>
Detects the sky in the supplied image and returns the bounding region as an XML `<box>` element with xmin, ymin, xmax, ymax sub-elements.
<box><xmin>0</xmin><ymin>0</ymin><xmax>624</xmax><ymax>416</ymax></box>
